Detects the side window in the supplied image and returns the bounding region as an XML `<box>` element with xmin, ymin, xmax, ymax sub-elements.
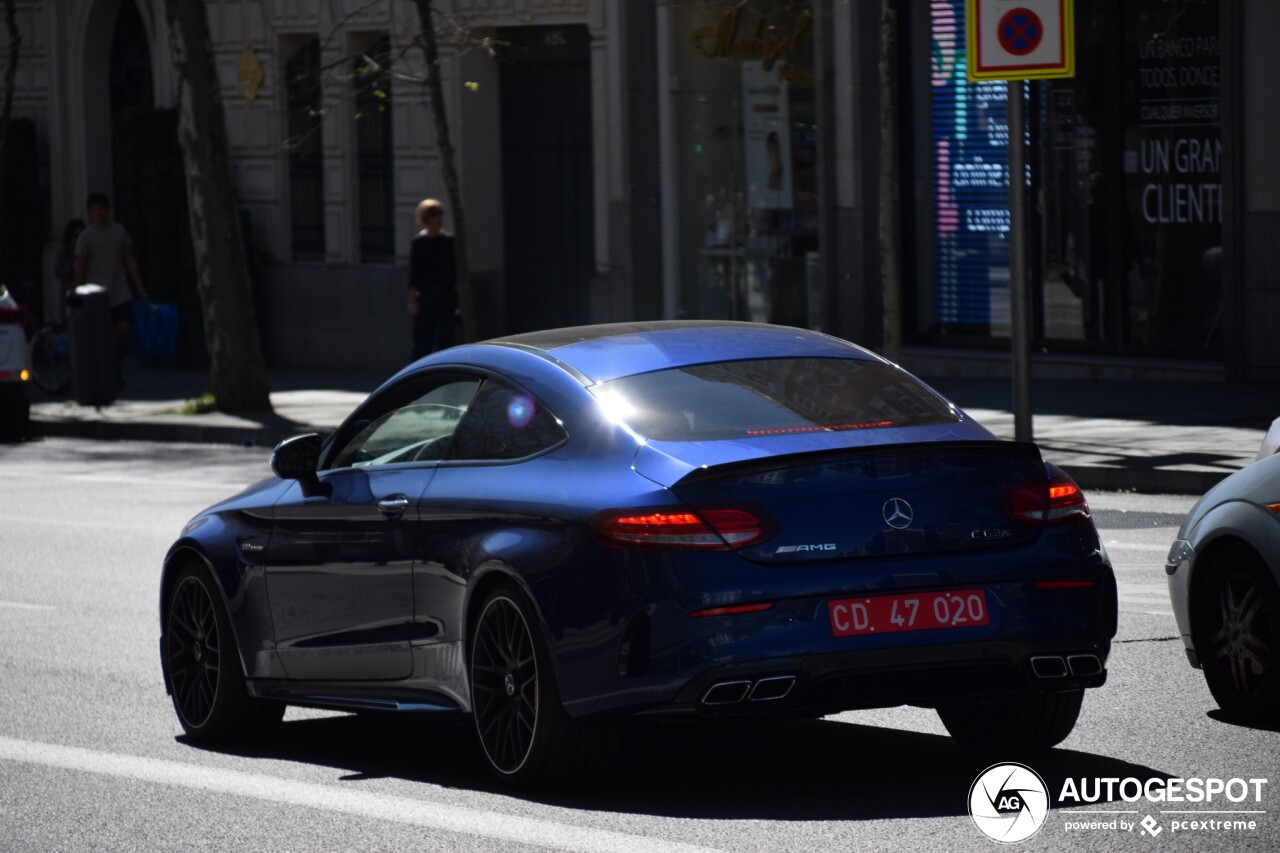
<box><xmin>447</xmin><ymin>380</ymin><xmax>567</xmax><ymax>462</ymax></box>
<box><xmin>330</xmin><ymin>379</ymin><xmax>481</xmax><ymax>469</ymax></box>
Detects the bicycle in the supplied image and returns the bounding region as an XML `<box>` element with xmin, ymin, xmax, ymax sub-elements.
<box><xmin>28</xmin><ymin>322</ymin><xmax>72</xmax><ymax>395</ymax></box>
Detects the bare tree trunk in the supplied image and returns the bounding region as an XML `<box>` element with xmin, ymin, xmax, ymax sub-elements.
<box><xmin>163</xmin><ymin>0</ymin><xmax>271</xmax><ymax>412</ymax></box>
<box><xmin>878</xmin><ymin>0</ymin><xmax>902</xmax><ymax>362</ymax></box>
<box><xmin>0</xmin><ymin>0</ymin><xmax>20</xmax><ymax>210</ymax></box>
<box><xmin>411</xmin><ymin>0</ymin><xmax>476</xmax><ymax>343</ymax></box>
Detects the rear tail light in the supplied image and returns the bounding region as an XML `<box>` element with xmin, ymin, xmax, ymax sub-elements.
<box><xmin>1011</xmin><ymin>472</ymin><xmax>1090</xmax><ymax>525</ymax></box>
<box><xmin>0</xmin><ymin>307</ymin><xmax>23</xmax><ymax>324</ymax></box>
<box><xmin>594</xmin><ymin>506</ymin><xmax>772</xmax><ymax>550</ymax></box>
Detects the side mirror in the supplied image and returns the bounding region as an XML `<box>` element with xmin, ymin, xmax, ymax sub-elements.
<box><xmin>271</xmin><ymin>433</ymin><xmax>322</xmax><ymax>481</ymax></box>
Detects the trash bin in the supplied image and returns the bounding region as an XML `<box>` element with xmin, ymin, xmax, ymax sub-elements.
<box><xmin>66</xmin><ymin>284</ymin><xmax>116</xmax><ymax>406</ymax></box>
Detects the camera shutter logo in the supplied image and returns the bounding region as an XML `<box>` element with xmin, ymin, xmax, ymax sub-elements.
<box><xmin>969</xmin><ymin>763</ymin><xmax>1050</xmax><ymax>843</ymax></box>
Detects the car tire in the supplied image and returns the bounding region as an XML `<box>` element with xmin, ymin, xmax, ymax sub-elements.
<box><xmin>162</xmin><ymin>561</ymin><xmax>284</xmax><ymax>742</ymax></box>
<box><xmin>469</xmin><ymin>583</ymin><xmax>614</xmax><ymax>787</ymax></box>
<box><xmin>937</xmin><ymin>689</ymin><xmax>1083</xmax><ymax>753</ymax></box>
<box><xmin>1193</xmin><ymin>544</ymin><xmax>1280</xmax><ymax>720</ymax></box>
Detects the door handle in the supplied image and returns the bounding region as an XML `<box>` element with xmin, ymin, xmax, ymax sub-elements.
<box><xmin>377</xmin><ymin>495</ymin><xmax>410</xmax><ymax>518</ymax></box>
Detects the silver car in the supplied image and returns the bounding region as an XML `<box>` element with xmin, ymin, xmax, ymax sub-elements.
<box><xmin>1167</xmin><ymin>453</ymin><xmax>1280</xmax><ymax>719</ymax></box>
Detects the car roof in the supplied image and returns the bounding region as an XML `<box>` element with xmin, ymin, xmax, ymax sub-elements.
<box><xmin>487</xmin><ymin>321</ymin><xmax>884</xmax><ymax>384</ymax></box>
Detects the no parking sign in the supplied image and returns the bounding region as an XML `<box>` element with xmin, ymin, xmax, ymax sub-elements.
<box><xmin>966</xmin><ymin>0</ymin><xmax>1074</xmax><ymax>80</ymax></box>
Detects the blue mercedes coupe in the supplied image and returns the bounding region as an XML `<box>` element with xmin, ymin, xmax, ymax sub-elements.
<box><xmin>160</xmin><ymin>321</ymin><xmax>1117</xmax><ymax>785</ymax></box>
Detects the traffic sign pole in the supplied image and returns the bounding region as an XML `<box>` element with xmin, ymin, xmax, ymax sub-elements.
<box><xmin>1008</xmin><ymin>81</ymin><xmax>1032</xmax><ymax>443</ymax></box>
<box><xmin>965</xmin><ymin>1</ymin><xmax>1074</xmax><ymax>443</ymax></box>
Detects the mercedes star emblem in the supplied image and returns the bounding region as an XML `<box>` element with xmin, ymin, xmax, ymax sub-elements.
<box><xmin>883</xmin><ymin>497</ymin><xmax>914</xmax><ymax>529</ymax></box>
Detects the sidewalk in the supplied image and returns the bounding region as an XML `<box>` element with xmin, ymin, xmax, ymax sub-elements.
<box><xmin>25</xmin><ymin>363</ymin><xmax>1276</xmax><ymax>495</ymax></box>
<box><xmin>27</xmin><ymin>365</ymin><xmax>381</xmax><ymax>448</ymax></box>
<box><xmin>923</xmin><ymin>377</ymin><xmax>1273</xmax><ymax>495</ymax></box>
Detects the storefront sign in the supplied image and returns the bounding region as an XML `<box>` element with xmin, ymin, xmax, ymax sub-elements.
<box><xmin>1133</xmin><ymin>34</ymin><xmax>1222</xmax><ymax>226</ymax></box>
<box><xmin>692</xmin><ymin>7</ymin><xmax>812</xmax><ymax>72</ymax></box>
<box><xmin>932</xmin><ymin>1</ymin><xmax>1013</xmax><ymax>330</ymax></box>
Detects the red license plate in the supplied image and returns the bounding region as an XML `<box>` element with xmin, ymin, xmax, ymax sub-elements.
<box><xmin>828</xmin><ymin>589</ymin><xmax>990</xmax><ymax>637</ymax></box>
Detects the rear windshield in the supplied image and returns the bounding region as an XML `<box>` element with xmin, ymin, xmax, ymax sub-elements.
<box><xmin>591</xmin><ymin>358</ymin><xmax>958</xmax><ymax>442</ymax></box>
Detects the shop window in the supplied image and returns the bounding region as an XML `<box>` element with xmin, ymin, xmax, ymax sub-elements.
<box><xmin>354</xmin><ymin>36</ymin><xmax>395</xmax><ymax>263</ymax></box>
<box><xmin>924</xmin><ymin>0</ymin><xmax>1016</xmax><ymax>338</ymax></box>
<box><xmin>286</xmin><ymin>39</ymin><xmax>325</xmax><ymax>260</ymax></box>
<box><xmin>1119</xmin><ymin>0</ymin><xmax>1222</xmax><ymax>351</ymax></box>
<box><xmin>667</xmin><ymin>1</ymin><xmax>821</xmax><ymax>329</ymax></box>
<box><xmin>920</xmin><ymin>0</ymin><xmax>1223</xmax><ymax>357</ymax></box>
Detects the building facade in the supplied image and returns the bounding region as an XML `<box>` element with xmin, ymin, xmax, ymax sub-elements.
<box><xmin>3</xmin><ymin>0</ymin><xmax>1278</xmax><ymax>379</ymax></box>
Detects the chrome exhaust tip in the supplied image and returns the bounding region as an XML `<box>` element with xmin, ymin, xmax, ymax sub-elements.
<box><xmin>749</xmin><ymin>675</ymin><xmax>796</xmax><ymax>702</ymax></box>
<box><xmin>701</xmin><ymin>680</ymin><xmax>752</xmax><ymax>705</ymax></box>
<box><xmin>1030</xmin><ymin>655</ymin><xmax>1068</xmax><ymax>678</ymax></box>
<box><xmin>1068</xmin><ymin>654</ymin><xmax>1103</xmax><ymax>676</ymax></box>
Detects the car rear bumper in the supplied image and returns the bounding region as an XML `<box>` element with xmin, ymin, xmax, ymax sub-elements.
<box><xmin>553</xmin><ymin>549</ymin><xmax>1117</xmax><ymax>720</ymax></box>
<box><xmin>649</xmin><ymin>638</ymin><xmax>1109</xmax><ymax>719</ymax></box>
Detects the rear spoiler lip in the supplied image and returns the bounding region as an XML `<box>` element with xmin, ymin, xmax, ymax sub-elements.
<box><xmin>667</xmin><ymin>439</ymin><xmax>1047</xmax><ymax>489</ymax></box>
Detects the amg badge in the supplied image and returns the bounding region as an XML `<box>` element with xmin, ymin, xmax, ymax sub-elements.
<box><xmin>775</xmin><ymin>544</ymin><xmax>838</xmax><ymax>554</ymax></box>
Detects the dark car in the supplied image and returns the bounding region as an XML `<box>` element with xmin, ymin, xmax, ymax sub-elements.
<box><xmin>160</xmin><ymin>321</ymin><xmax>1117</xmax><ymax>786</ymax></box>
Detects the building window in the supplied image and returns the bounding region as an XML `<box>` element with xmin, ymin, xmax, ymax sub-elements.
<box><xmin>667</xmin><ymin>1</ymin><xmax>821</xmax><ymax>328</ymax></box>
<box><xmin>354</xmin><ymin>36</ymin><xmax>395</xmax><ymax>263</ymax></box>
<box><xmin>286</xmin><ymin>39</ymin><xmax>325</xmax><ymax>260</ymax></box>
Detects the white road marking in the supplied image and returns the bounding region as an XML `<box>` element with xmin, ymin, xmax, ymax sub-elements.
<box><xmin>0</xmin><ymin>600</ymin><xmax>56</xmax><ymax>611</ymax></box>
<box><xmin>1105</xmin><ymin>541</ymin><xmax>1171</xmax><ymax>552</ymax></box>
<box><xmin>0</xmin><ymin>737</ymin><xmax>721</xmax><ymax>853</ymax></box>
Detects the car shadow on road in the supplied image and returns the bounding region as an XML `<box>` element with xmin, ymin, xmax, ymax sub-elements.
<box><xmin>182</xmin><ymin>712</ymin><xmax>1172</xmax><ymax>822</ymax></box>
<box><xmin>1206</xmin><ymin>709</ymin><xmax>1280</xmax><ymax>734</ymax></box>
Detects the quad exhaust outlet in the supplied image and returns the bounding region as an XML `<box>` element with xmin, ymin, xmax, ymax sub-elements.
<box><xmin>1030</xmin><ymin>653</ymin><xmax>1103</xmax><ymax>679</ymax></box>
<box><xmin>701</xmin><ymin>675</ymin><xmax>797</xmax><ymax>705</ymax></box>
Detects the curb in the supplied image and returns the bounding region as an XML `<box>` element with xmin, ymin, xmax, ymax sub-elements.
<box><xmin>29</xmin><ymin>417</ymin><xmax>305</xmax><ymax>448</ymax></box>
<box><xmin>1058</xmin><ymin>465</ymin><xmax>1225</xmax><ymax>497</ymax></box>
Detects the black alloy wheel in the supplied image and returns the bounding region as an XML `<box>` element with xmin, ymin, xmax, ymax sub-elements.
<box><xmin>1197</xmin><ymin>546</ymin><xmax>1280</xmax><ymax>719</ymax></box>
<box><xmin>469</xmin><ymin>584</ymin><xmax>615</xmax><ymax>787</ymax></box>
<box><xmin>162</xmin><ymin>562</ymin><xmax>284</xmax><ymax>741</ymax></box>
<box><xmin>166</xmin><ymin>573</ymin><xmax>222</xmax><ymax>730</ymax></box>
<box><xmin>472</xmin><ymin>594</ymin><xmax>540</xmax><ymax>776</ymax></box>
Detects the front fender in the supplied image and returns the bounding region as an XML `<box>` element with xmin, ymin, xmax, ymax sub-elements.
<box><xmin>160</xmin><ymin>523</ymin><xmax>285</xmax><ymax>684</ymax></box>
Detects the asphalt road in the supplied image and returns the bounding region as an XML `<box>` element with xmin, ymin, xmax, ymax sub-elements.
<box><xmin>1</xmin><ymin>438</ymin><xmax>1276</xmax><ymax>851</ymax></box>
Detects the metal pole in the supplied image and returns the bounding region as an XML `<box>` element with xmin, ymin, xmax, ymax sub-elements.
<box><xmin>1008</xmin><ymin>80</ymin><xmax>1033</xmax><ymax>443</ymax></box>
